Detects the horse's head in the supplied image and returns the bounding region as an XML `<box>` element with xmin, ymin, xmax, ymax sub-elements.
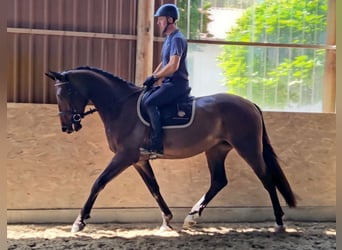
<box><xmin>45</xmin><ymin>71</ymin><xmax>89</xmax><ymax>133</ymax></box>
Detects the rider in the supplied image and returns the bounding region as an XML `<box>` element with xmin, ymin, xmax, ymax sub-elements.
<box><xmin>140</xmin><ymin>3</ymin><xmax>190</xmax><ymax>156</ymax></box>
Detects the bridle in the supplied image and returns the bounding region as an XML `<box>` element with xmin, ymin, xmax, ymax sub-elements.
<box><xmin>55</xmin><ymin>80</ymin><xmax>143</xmax><ymax>124</ymax></box>
<box><xmin>55</xmin><ymin>81</ymin><xmax>97</xmax><ymax>124</ymax></box>
<box><xmin>59</xmin><ymin>107</ymin><xmax>98</xmax><ymax>124</ymax></box>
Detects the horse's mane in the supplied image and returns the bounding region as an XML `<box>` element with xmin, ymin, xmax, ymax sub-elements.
<box><xmin>75</xmin><ymin>66</ymin><xmax>137</xmax><ymax>88</ymax></box>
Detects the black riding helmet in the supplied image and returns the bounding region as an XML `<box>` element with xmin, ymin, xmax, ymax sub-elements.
<box><xmin>154</xmin><ymin>4</ymin><xmax>179</xmax><ymax>23</ymax></box>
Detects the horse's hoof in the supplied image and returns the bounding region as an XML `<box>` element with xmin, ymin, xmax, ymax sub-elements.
<box><xmin>159</xmin><ymin>224</ymin><xmax>173</xmax><ymax>232</ymax></box>
<box><xmin>71</xmin><ymin>220</ymin><xmax>86</xmax><ymax>233</ymax></box>
<box><xmin>155</xmin><ymin>225</ymin><xmax>179</xmax><ymax>237</ymax></box>
<box><xmin>274</xmin><ymin>224</ymin><xmax>286</xmax><ymax>233</ymax></box>
<box><xmin>183</xmin><ymin>214</ymin><xmax>198</xmax><ymax>228</ymax></box>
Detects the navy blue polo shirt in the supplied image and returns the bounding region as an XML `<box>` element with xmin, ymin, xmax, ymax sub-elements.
<box><xmin>161</xmin><ymin>29</ymin><xmax>189</xmax><ymax>86</ymax></box>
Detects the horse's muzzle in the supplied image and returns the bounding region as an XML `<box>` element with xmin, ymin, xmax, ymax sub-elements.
<box><xmin>73</xmin><ymin>122</ymin><xmax>82</xmax><ymax>132</ymax></box>
<box><xmin>61</xmin><ymin>122</ymin><xmax>82</xmax><ymax>133</ymax></box>
<box><xmin>61</xmin><ymin>125</ymin><xmax>73</xmax><ymax>133</ymax></box>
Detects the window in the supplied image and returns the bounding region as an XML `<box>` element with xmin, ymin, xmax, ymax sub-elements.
<box><xmin>177</xmin><ymin>0</ymin><xmax>334</xmax><ymax>112</ymax></box>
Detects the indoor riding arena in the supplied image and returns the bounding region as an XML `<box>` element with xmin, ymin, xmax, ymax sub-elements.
<box><xmin>6</xmin><ymin>0</ymin><xmax>335</xmax><ymax>249</ymax></box>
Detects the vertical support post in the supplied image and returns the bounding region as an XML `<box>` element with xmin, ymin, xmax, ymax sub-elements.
<box><xmin>187</xmin><ymin>0</ymin><xmax>191</xmax><ymax>39</ymax></box>
<box><xmin>0</xmin><ymin>0</ymin><xmax>7</xmax><ymax>249</ymax></box>
<box><xmin>135</xmin><ymin>0</ymin><xmax>155</xmax><ymax>85</ymax></box>
<box><xmin>322</xmin><ymin>0</ymin><xmax>336</xmax><ymax>112</ymax></box>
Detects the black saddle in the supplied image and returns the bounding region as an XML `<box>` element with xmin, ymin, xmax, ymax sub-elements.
<box><xmin>138</xmin><ymin>87</ymin><xmax>195</xmax><ymax>128</ymax></box>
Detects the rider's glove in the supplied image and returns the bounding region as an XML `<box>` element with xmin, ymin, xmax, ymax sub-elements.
<box><xmin>143</xmin><ymin>75</ymin><xmax>158</xmax><ymax>87</ymax></box>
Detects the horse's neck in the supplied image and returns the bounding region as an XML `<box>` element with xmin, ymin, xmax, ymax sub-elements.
<box><xmin>72</xmin><ymin>70</ymin><xmax>140</xmax><ymax>118</ymax></box>
<box><xmin>82</xmin><ymin>76</ymin><xmax>116</xmax><ymax>102</ymax></box>
<box><xmin>86</xmin><ymin>78</ymin><xmax>139</xmax><ymax>118</ymax></box>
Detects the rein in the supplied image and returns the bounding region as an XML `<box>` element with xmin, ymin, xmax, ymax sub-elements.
<box><xmin>58</xmin><ymin>108</ymin><xmax>98</xmax><ymax>123</ymax></box>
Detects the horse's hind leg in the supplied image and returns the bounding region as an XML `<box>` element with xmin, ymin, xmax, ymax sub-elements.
<box><xmin>235</xmin><ymin>145</ymin><xmax>286</xmax><ymax>231</ymax></box>
<box><xmin>134</xmin><ymin>160</ymin><xmax>173</xmax><ymax>231</ymax></box>
<box><xmin>184</xmin><ymin>143</ymin><xmax>231</xmax><ymax>228</ymax></box>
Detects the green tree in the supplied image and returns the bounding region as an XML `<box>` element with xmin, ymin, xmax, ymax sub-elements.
<box><xmin>177</xmin><ymin>0</ymin><xmax>212</xmax><ymax>39</ymax></box>
<box><xmin>218</xmin><ymin>0</ymin><xmax>327</xmax><ymax>109</ymax></box>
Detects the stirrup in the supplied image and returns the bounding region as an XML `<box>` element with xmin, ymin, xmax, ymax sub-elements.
<box><xmin>139</xmin><ymin>147</ymin><xmax>164</xmax><ymax>158</ymax></box>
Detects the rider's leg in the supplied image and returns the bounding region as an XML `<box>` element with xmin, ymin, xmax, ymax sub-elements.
<box><xmin>141</xmin><ymin>83</ymin><xmax>190</xmax><ymax>155</ymax></box>
<box><xmin>144</xmin><ymin>105</ymin><xmax>163</xmax><ymax>154</ymax></box>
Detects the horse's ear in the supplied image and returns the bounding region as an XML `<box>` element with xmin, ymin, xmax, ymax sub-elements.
<box><xmin>45</xmin><ymin>71</ymin><xmax>65</xmax><ymax>82</ymax></box>
<box><xmin>45</xmin><ymin>71</ymin><xmax>56</xmax><ymax>80</ymax></box>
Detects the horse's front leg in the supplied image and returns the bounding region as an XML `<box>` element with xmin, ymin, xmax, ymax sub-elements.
<box><xmin>134</xmin><ymin>161</ymin><xmax>173</xmax><ymax>231</ymax></box>
<box><xmin>71</xmin><ymin>152</ymin><xmax>137</xmax><ymax>233</ymax></box>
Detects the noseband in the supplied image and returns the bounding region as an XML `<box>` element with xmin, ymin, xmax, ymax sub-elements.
<box><xmin>55</xmin><ymin>81</ymin><xmax>98</xmax><ymax>124</ymax></box>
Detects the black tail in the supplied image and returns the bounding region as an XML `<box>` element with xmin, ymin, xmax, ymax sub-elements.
<box><xmin>255</xmin><ymin>105</ymin><xmax>297</xmax><ymax>208</ymax></box>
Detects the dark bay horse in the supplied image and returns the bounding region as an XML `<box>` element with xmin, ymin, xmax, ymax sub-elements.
<box><xmin>45</xmin><ymin>66</ymin><xmax>296</xmax><ymax>233</ymax></box>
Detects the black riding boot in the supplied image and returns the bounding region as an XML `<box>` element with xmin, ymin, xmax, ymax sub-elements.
<box><xmin>141</xmin><ymin>106</ymin><xmax>164</xmax><ymax>155</ymax></box>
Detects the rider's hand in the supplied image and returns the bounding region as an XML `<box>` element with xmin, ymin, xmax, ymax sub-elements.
<box><xmin>143</xmin><ymin>75</ymin><xmax>158</xmax><ymax>87</ymax></box>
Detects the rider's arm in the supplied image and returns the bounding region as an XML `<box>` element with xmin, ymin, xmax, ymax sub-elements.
<box><xmin>153</xmin><ymin>55</ymin><xmax>181</xmax><ymax>80</ymax></box>
<box><xmin>153</xmin><ymin>62</ymin><xmax>163</xmax><ymax>75</ymax></box>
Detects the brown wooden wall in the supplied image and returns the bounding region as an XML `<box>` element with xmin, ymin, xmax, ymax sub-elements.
<box><xmin>7</xmin><ymin>0</ymin><xmax>173</xmax><ymax>104</ymax></box>
<box><xmin>7</xmin><ymin>104</ymin><xmax>336</xmax><ymax>223</ymax></box>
